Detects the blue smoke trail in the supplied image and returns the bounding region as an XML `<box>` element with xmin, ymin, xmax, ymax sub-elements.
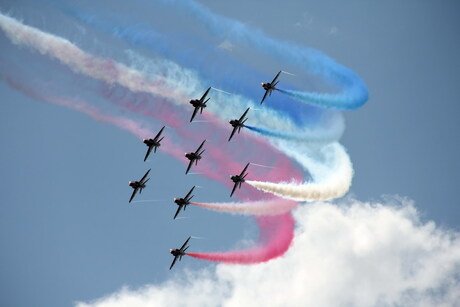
<box><xmin>151</xmin><ymin>0</ymin><xmax>369</xmax><ymax>110</ymax></box>
<box><xmin>63</xmin><ymin>1</ymin><xmax>366</xmax><ymax>127</ymax></box>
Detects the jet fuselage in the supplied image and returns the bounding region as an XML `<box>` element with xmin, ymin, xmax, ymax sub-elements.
<box><xmin>143</xmin><ymin>139</ymin><xmax>160</xmax><ymax>147</ymax></box>
<box><xmin>129</xmin><ymin>181</ymin><xmax>145</xmax><ymax>189</ymax></box>
<box><xmin>174</xmin><ymin>198</ymin><xmax>187</xmax><ymax>206</ymax></box>
<box><xmin>231</xmin><ymin>175</ymin><xmax>244</xmax><ymax>184</ymax></box>
<box><xmin>229</xmin><ymin>119</ymin><xmax>242</xmax><ymax>128</ymax></box>
<box><xmin>170</xmin><ymin>249</ymin><xmax>183</xmax><ymax>257</ymax></box>
<box><xmin>262</xmin><ymin>82</ymin><xmax>274</xmax><ymax>91</ymax></box>
<box><xmin>185</xmin><ymin>152</ymin><xmax>201</xmax><ymax>161</ymax></box>
<box><xmin>190</xmin><ymin>100</ymin><xmax>206</xmax><ymax>109</ymax></box>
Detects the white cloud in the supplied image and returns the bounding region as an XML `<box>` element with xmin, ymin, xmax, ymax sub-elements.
<box><xmin>217</xmin><ymin>40</ymin><xmax>234</xmax><ymax>52</ymax></box>
<box><xmin>77</xmin><ymin>198</ymin><xmax>460</xmax><ymax>307</ymax></box>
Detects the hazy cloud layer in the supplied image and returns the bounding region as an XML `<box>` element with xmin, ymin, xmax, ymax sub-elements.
<box><xmin>77</xmin><ymin>198</ymin><xmax>460</xmax><ymax>307</ymax></box>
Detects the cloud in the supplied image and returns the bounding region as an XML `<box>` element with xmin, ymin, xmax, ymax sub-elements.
<box><xmin>217</xmin><ymin>40</ymin><xmax>234</xmax><ymax>51</ymax></box>
<box><xmin>76</xmin><ymin>198</ymin><xmax>460</xmax><ymax>307</ymax></box>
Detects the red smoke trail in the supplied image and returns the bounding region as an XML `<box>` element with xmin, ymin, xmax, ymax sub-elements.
<box><xmin>96</xmin><ymin>85</ymin><xmax>304</xmax><ymax>263</ymax></box>
<box><xmin>1</xmin><ymin>69</ymin><xmax>302</xmax><ymax>264</ymax></box>
<box><xmin>0</xmin><ymin>11</ymin><xmax>306</xmax><ymax>263</ymax></box>
<box><xmin>97</xmin><ymin>83</ymin><xmax>304</xmax><ymax>198</ymax></box>
<box><xmin>186</xmin><ymin>213</ymin><xmax>295</xmax><ymax>263</ymax></box>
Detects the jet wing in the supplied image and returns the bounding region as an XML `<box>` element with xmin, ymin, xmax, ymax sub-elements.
<box><xmin>230</xmin><ymin>182</ymin><xmax>238</xmax><ymax>197</ymax></box>
<box><xmin>180</xmin><ymin>236</ymin><xmax>191</xmax><ymax>251</ymax></box>
<box><xmin>271</xmin><ymin>71</ymin><xmax>281</xmax><ymax>84</ymax></box>
<box><xmin>194</xmin><ymin>140</ymin><xmax>206</xmax><ymax>154</ymax></box>
<box><xmin>238</xmin><ymin>107</ymin><xmax>250</xmax><ymax>122</ymax></box>
<box><xmin>140</xmin><ymin>168</ymin><xmax>151</xmax><ymax>183</ymax></box>
<box><xmin>129</xmin><ymin>188</ymin><xmax>138</xmax><ymax>203</ymax></box>
<box><xmin>173</xmin><ymin>204</ymin><xmax>183</xmax><ymax>220</ymax></box>
<box><xmin>185</xmin><ymin>159</ymin><xmax>194</xmax><ymax>174</ymax></box>
<box><xmin>184</xmin><ymin>186</ymin><xmax>195</xmax><ymax>200</ymax></box>
<box><xmin>190</xmin><ymin>107</ymin><xmax>200</xmax><ymax>122</ymax></box>
<box><xmin>169</xmin><ymin>255</ymin><xmax>179</xmax><ymax>270</ymax></box>
<box><xmin>260</xmin><ymin>89</ymin><xmax>269</xmax><ymax>104</ymax></box>
<box><xmin>144</xmin><ymin>146</ymin><xmax>153</xmax><ymax>162</ymax></box>
<box><xmin>239</xmin><ymin>163</ymin><xmax>250</xmax><ymax>177</ymax></box>
<box><xmin>228</xmin><ymin>126</ymin><xmax>238</xmax><ymax>142</ymax></box>
<box><xmin>199</xmin><ymin>87</ymin><xmax>211</xmax><ymax>102</ymax></box>
<box><xmin>153</xmin><ymin>126</ymin><xmax>165</xmax><ymax>141</ymax></box>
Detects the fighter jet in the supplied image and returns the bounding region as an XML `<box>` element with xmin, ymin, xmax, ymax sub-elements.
<box><xmin>185</xmin><ymin>140</ymin><xmax>206</xmax><ymax>174</ymax></box>
<box><xmin>230</xmin><ymin>163</ymin><xmax>250</xmax><ymax>197</ymax></box>
<box><xmin>189</xmin><ymin>87</ymin><xmax>211</xmax><ymax>122</ymax></box>
<box><xmin>260</xmin><ymin>71</ymin><xmax>281</xmax><ymax>104</ymax></box>
<box><xmin>128</xmin><ymin>168</ymin><xmax>151</xmax><ymax>203</ymax></box>
<box><xmin>172</xmin><ymin>186</ymin><xmax>195</xmax><ymax>219</ymax></box>
<box><xmin>143</xmin><ymin>126</ymin><xmax>165</xmax><ymax>162</ymax></box>
<box><xmin>169</xmin><ymin>236</ymin><xmax>191</xmax><ymax>270</ymax></box>
<box><xmin>228</xmin><ymin>107</ymin><xmax>250</xmax><ymax>142</ymax></box>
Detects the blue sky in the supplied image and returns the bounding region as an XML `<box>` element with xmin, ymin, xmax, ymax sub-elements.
<box><xmin>1</xmin><ymin>1</ymin><xmax>459</xmax><ymax>306</ymax></box>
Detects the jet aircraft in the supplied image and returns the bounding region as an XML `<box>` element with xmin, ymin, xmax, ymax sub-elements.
<box><xmin>260</xmin><ymin>70</ymin><xmax>281</xmax><ymax>104</ymax></box>
<box><xmin>185</xmin><ymin>140</ymin><xmax>206</xmax><ymax>174</ymax></box>
<box><xmin>172</xmin><ymin>186</ymin><xmax>195</xmax><ymax>219</ymax></box>
<box><xmin>169</xmin><ymin>236</ymin><xmax>191</xmax><ymax>270</ymax></box>
<box><xmin>143</xmin><ymin>126</ymin><xmax>165</xmax><ymax>161</ymax></box>
<box><xmin>230</xmin><ymin>163</ymin><xmax>250</xmax><ymax>197</ymax></box>
<box><xmin>228</xmin><ymin>107</ymin><xmax>250</xmax><ymax>142</ymax></box>
<box><xmin>128</xmin><ymin>168</ymin><xmax>151</xmax><ymax>203</ymax></box>
<box><xmin>189</xmin><ymin>87</ymin><xmax>211</xmax><ymax>122</ymax></box>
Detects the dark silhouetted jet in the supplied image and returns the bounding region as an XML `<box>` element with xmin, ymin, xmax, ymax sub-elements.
<box><xmin>173</xmin><ymin>186</ymin><xmax>195</xmax><ymax>219</ymax></box>
<box><xmin>230</xmin><ymin>163</ymin><xmax>250</xmax><ymax>197</ymax></box>
<box><xmin>228</xmin><ymin>107</ymin><xmax>250</xmax><ymax>142</ymax></box>
<box><xmin>128</xmin><ymin>168</ymin><xmax>151</xmax><ymax>203</ymax></box>
<box><xmin>189</xmin><ymin>87</ymin><xmax>211</xmax><ymax>122</ymax></box>
<box><xmin>143</xmin><ymin>126</ymin><xmax>165</xmax><ymax>161</ymax></box>
<box><xmin>185</xmin><ymin>140</ymin><xmax>206</xmax><ymax>174</ymax></box>
<box><xmin>169</xmin><ymin>236</ymin><xmax>191</xmax><ymax>270</ymax></box>
<box><xmin>260</xmin><ymin>71</ymin><xmax>281</xmax><ymax>104</ymax></box>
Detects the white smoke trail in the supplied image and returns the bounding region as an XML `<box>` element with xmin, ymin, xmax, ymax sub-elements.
<box><xmin>281</xmin><ymin>70</ymin><xmax>296</xmax><ymax>76</ymax></box>
<box><xmin>191</xmin><ymin>198</ymin><xmax>299</xmax><ymax>215</ymax></box>
<box><xmin>247</xmin><ymin>143</ymin><xmax>353</xmax><ymax>201</ymax></box>
<box><xmin>0</xmin><ymin>13</ymin><xmax>343</xmax><ymax>145</ymax></box>
<box><xmin>0</xmin><ymin>13</ymin><xmax>187</xmax><ymax>102</ymax></box>
<box><xmin>0</xmin><ymin>12</ymin><xmax>353</xmax><ymax>207</ymax></box>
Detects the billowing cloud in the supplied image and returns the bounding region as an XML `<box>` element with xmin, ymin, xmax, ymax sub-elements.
<box><xmin>76</xmin><ymin>198</ymin><xmax>460</xmax><ymax>307</ymax></box>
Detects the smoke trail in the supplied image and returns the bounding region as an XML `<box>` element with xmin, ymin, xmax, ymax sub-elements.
<box><xmin>0</xmin><ymin>52</ymin><xmax>300</xmax><ymax>265</ymax></box>
<box><xmin>65</xmin><ymin>9</ymin><xmax>348</xmax><ymax>140</ymax></box>
<box><xmin>277</xmin><ymin>88</ymin><xmax>367</xmax><ymax>110</ymax></box>
<box><xmin>245</xmin><ymin>122</ymin><xmax>343</xmax><ymax>144</ymax></box>
<box><xmin>2</xmin><ymin>9</ymin><xmax>344</xmax><ymax>145</ymax></box>
<box><xmin>190</xmin><ymin>198</ymin><xmax>299</xmax><ymax>216</ymax></box>
<box><xmin>157</xmin><ymin>0</ymin><xmax>369</xmax><ymax>110</ymax></box>
<box><xmin>0</xmin><ymin>13</ymin><xmax>187</xmax><ymax>103</ymax></box>
<box><xmin>187</xmin><ymin>213</ymin><xmax>294</xmax><ymax>264</ymax></box>
<box><xmin>246</xmin><ymin>143</ymin><xmax>352</xmax><ymax>201</ymax></box>
<box><xmin>0</xmin><ymin>1</ymin><xmax>369</xmax><ymax>265</ymax></box>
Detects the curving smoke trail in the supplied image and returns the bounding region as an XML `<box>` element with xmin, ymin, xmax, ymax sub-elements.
<box><xmin>0</xmin><ymin>68</ymin><xmax>299</xmax><ymax>266</ymax></box>
<box><xmin>0</xmin><ymin>0</ymin><xmax>369</xmax><ymax>265</ymax></box>
<box><xmin>190</xmin><ymin>199</ymin><xmax>299</xmax><ymax>216</ymax></box>
<box><xmin>0</xmin><ymin>17</ymin><xmax>301</xmax><ymax>264</ymax></box>
<box><xmin>247</xmin><ymin>143</ymin><xmax>353</xmax><ymax>201</ymax></box>
<box><xmin>186</xmin><ymin>213</ymin><xmax>295</xmax><ymax>264</ymax></box>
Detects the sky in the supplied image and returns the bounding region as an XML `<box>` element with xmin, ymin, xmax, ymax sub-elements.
<box><xmin>0</xmin><ymin>1</ymin><xmax>459</xmax><ymax>306</ymax></box>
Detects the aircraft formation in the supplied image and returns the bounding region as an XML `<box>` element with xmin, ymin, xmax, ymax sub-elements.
<box><xmin>127</xmin><ymin>71</ymin><xmax>283</xmax><ymax>270</ymax></box>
